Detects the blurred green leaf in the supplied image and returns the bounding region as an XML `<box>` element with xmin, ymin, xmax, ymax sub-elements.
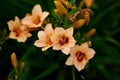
<box><xmin>32</xmin><ymin>63</ymin><xmax>60</xmax><ymax>80</ymax></box>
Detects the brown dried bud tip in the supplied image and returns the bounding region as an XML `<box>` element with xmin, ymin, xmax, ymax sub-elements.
<box><xmin>11</xmin><ymin>52</ymin><xmax>18</xmax><ymax>68</ymax></box>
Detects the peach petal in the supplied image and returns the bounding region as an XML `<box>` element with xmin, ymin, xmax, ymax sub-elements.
<box><xmin>21</xmin><ymin>16</ymin><xmax>33</xmax><ymax>27</ymax></box>
<box><xmin>38</xmin><ymin>31</ymin><xmax>45</xmax><ymax>39</ymax></box>
<box><xmin>62</xmin><ymin>47</ymin><xmax>70</xmax><ymax>55</ymax></box>
<box><xmin>7</xmin><ymin>21</ymin><xmax>14</xmax><ymax>31</ymax></box>
<box><xmin>66</xmin><ymin>27</ymin><xmax>73</xmax><ymax>35</ymax></box>
<box><xmin>32</xmin><ymin>4</ymin><xmax>42</xmax><ymax>16</ymax></box>
<box><xmin>45</xmin><ymin>23</ymin><xmax>53</xmax><ymax>34</ymax></box>
<box><xmin>86</xmin><ymin>48</ymin><xmax>95</xmax><ymax>60</ymax></box>
<box><xmin>42</xmin><ymin>12</ymin><xmax>49</xmax><ymax>21</ymax></box>
<box><xmin>65</xmin><ymin>56</ymin><xmax>74</xmax><ymax>65</ymax></box>
<box><xmin>34</xmin><ymin>40</ymin><xmax>46</xmax><ymax>47</ymax></box>
<box><xmin>74</xmin><ymin>58</ymin><xmax>86</xmax><ymax>71</ymax></box>
<box><xmin>42</xmin><ymin>46</ymin><xmax>51</xmax><ymax>51</ymax></box>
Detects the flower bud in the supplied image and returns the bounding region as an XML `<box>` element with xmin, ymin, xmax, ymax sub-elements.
<box><xmin>11</xmin><ymin>52</ymin><xmax>18</xmax><ymax>68</ymax></box>
<box><xmin>60</xmin><ymin>0</ymin><xmax>75</xmax><ymax>9</ymax></box>
<box><xmin>79</xmin><ymin>1</ymin><xmax>84</xmax><ymax>8</ymax></box>
<box><xmin>82</xmin><ymin>9</ymin><xmax>93</xmax><ymax>24</ymax></box>
<box><xmin>84</xmin><ymin>11</ymin><xmax>90</xmax><ymax>24</ymax></box>
<box><xmin>72</xmin><ymin>19</ymin><xmax>85</xmax><ymax>28</ymax></box>
<box><xmin>85</xmin><ymin>28</ymin><xmax>96</xmax><ymax>39</ymax></box>
<box><xmin>54</xmin><ymin>9</ymin><xmax>63</xmax><ymax>16</ymax></box>
<box><xmin>25</xmin><ymin>13</ymin><xmax>31</xmax><ymax>16</ymax></box>
<box><xmin>83</xmin><ymin>0</ymin><xmax>94</xmax><ymax>8</ymax></box>
<box><xmin>20</xmin><ymin>62</ymin><xmax>25</xmax><ymax>71</ymax></box>
<box><xmin>54</xmin><ymin>0</ymin><xmax>67</xmax><ymax>16</ymax></box>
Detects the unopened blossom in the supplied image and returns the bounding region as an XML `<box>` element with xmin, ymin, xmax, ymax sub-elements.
<box><xmin>54</xmin><ymin>0</ymin><xmax>67</xmax><ymax>16</ymax></box>
<box><xmin>7</xmin><ymin>16</ymin><xmax>32</xmax><ymax>42</ymax></box>
<box><xmin>85</xmin><ymin>28</ymin><xmax>96</xmax><ymax>39</ymax></box>
<box><xmin>22</xmin><ymin>4</ymin><xmax>49</xmax><ymax>28</ymax></box>
<box><xmin>83</xmin><ymin>0</ymin><xmax>94</xmax><ymax>8</ymax></box>
<box><xmin>34</xmin><ymin>23</ymin><xmax>53</xmax><ymax>51</ymax></box>
<box><xmin>82</xmin><ymin>9</ymin><xmax>93</xmax><ymax>24</ymax></box>
<box><xmin>65</xmin><ymin>42</ymin><xmax>95</xmax><ymax>71</ymax></box>
<box><xmin>72</xmin><ymin>19</ymin><xmax>85</xmax><ymax>29</ymax></box>
<box><xmin>11</xmin><ymin>52</ymin><xmax>18</xmax><ymax>69</ymax></box>
<box><xmin>51</xmin><ymin>27</ymin><xmax>76</xmax><ymax>55</ymax></box>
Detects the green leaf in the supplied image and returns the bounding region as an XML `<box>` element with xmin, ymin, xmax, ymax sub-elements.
<box><xmin>32</xmin><ymin>63</ymin><xmax>60</xmax><ymax>80</ymax></box>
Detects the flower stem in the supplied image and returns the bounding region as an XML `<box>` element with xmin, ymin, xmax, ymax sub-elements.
<box><xmin>72</xmin><ymin>66</ymin><xmax>76</xmax><ymax>80</ymax></box>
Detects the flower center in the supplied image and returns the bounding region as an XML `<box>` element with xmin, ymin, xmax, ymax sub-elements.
<box><xmin>76</xmin><ymin>51</ymin><xmax>85</xmax><ymax>61</ymax></box>
<box><xmin>33</xmin><ymin>16</ymin><xmax>41</xmax><ymax>25</ymax></box>
<box><xmin>59</xmin><ymin>35</ymin><xmax>69</xmax><ymax>46</ymax></box>
<box><xmin>46</xmin><ymin>35</ymin><xmax>52</xmax><ymax>45</ymax></box>
<box><xmin>13</xmin><ymin>27</ymin><xmax>21</xmax><ymax>37</ymax></box>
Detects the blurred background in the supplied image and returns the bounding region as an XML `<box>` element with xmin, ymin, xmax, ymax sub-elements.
<box><xmin>0</xmin><ymin>0</ymin><xmax>120</xmax><ymax>80</ymax></box>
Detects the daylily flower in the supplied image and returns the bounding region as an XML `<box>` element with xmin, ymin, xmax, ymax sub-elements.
<box><xmin>21</xmin><ymin>4</ymin><xmax>49</xmax><ymax>28</ymax></box>
<box><xmin>51</xmin><ymin>27</ymin><xmax>76</xmax><ymax>55</ymax></box>
<box><xmin>65</xmin><ymin>41</ymin><xmax>95</xmax><ymax>71</ymax></box>
<box><xmin>7</xmin><ymin>16</ymin><xmax>32</xmax><ymax>42</ymax></box>
<box><xmin>34</xmin><ymin>23</ymin><xmax>54</xmax><ymax>51</ymax></box>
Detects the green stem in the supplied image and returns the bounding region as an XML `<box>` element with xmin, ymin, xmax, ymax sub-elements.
<box><xmin>72</xmin><ymin>67</ymin><xmax>76</xmax><ymax>80</ymax></box>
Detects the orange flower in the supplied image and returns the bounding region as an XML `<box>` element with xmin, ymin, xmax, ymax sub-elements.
<box><xmin>21</xmin><ymin>4</ymin><xmax>49</xmax><ymax>28</ymax></box>
<box><xmin>65</xmin><ymin>41</ymin><xmax>95</xmax><ymax>71</ymax></box>
<box><xmin>34</xmin><ymin>23</ymin><xmax>54</xmax><ymax>51</ymax></box>
<box><xmin>51</xmin><ymin>27</ymin><xmax>76</xmax><ymax>55</ymax></box>
<box><xmin>7</xmin><ymin>16</ymin><xmax>32</xmax><ymax>42</ymax></box>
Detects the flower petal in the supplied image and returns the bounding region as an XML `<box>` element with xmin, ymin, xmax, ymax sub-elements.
<box><xmin>32</xmin><ymin>4</ymin><xmax>42</xmax><ymax>16</ymax></box>
<box><xmin>65</xmin><ymin>56</ymin><xmax>74</xmax><ymax>65</ymax></box>
<box><xmin>52</xmin><ymin>44</ymin><xmax>63</xmax><ymax>50</ymax></box>
<box><xmin>45</xmin><ymin>23</ymin><xmax>53</xmax><ymax>34</ymax></box>
<box><xmin>74</xmin><ymin>58</ymin><xmax>87</xmax><ymax>71</ymax></box>
<box><xmin>86</xmin><ymin>48</ymin><xmax>95</xmax><ymax>60</ymax></box>
<box><xmin>42</xmin><ymin>12</ymin><xmax>49</xmax><ymax>21</ymax></box>
<box><xmin>17</xmin><ymin>35</ymin><xmax>27</xmax><ymax>42</ymax></box>
<box><xmin>62</xmin><ymin>47</ymin><xmax>70</xmax><ymax>55</ymax></box>
<box><xmin>37</xmin><ymin>31</ymin><xmax>45</xmax><ymax>39</ymax></box>
<box><xmin>70</xmin><ymin>45</ymin><xmax>80</xmax><ymax>56</ymax></box>
<box><xmin>34</xmin><ymin>40</ymin><xmax>46</xmax><ymax>47</ymax></box>
<box><xmin>15</xmin><ymin>16</ymin><xmax>21</xmax><ymax>25</ymax></box>
<box><xmin>21</xmin><ymin>16</ymin><xmax>33</xmax><ymax>27</ymax></box>
<box><xmin>67</xmin><ymin>37</ymin><xmax>76</xmax><ymax>47</ymax></box>
<box><xmin>66</xmin><ymin>27</ymin><xmax>73</xmax><ymax>35</ymax></box>
<box><xmin>42</xmin><ymin>45</ymin><xmax>51</xmax><ymax>51</ymax></box>
<box><xmin>80</xmin><ymin>42</ymin><xmax>89</xmax><ymax>49</ymax></box>
<box><xmin>9</xmin><ymin>32</ymin><xmax>16</xmax><ymax>39</ymax></box>
<box><xmin>54</xmin><ymin>27</ymin><xmax>65</xmax><ymax>34</ymax></box>
<box><xmin>7</xmin><ymin>21</ymin><xmax>14</xmax><ymax>31</ymax></box>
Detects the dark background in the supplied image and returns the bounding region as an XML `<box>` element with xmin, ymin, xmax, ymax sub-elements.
<box><xmin>0</xmin><ymin>0</ymin><xmax>120</xmax><ymax>80</ymax></box>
